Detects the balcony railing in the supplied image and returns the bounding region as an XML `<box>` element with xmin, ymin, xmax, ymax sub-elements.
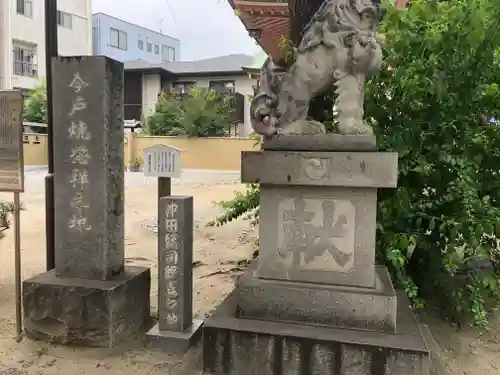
<box><xmin>13</xmin><ymin>61</ymin><xmax>38</xmax><ymax>77</ymax></box>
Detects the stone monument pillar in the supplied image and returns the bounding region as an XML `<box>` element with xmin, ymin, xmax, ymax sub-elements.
<box><xmin>202</xmin><ymin>135</ymin><xmax>430</xmax><ymax>374</ymax></box>
<box><xmin>23</xmin><ymin>56</ymin><xmax>151</xmax><ymax>347</ymax></box>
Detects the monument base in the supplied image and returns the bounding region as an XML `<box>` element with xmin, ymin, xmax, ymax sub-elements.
<box><xmin>23</xmin><ymin>266</ymin><xmax>151</xmax><ymax>348</ymax></box>
<box><xmin>203</xmin><ymin>291</ymin><xmax>430</xmax><ymax>375</ymax></box>
<box><xmin>146</xmin><ymin>320</ymin><xmax>203</xmax><ymax>354</ymax></box>
<box><xmin>235</xmin><ymin>263</ymin><xmax>397</xmax><ymax>332</ymax></box>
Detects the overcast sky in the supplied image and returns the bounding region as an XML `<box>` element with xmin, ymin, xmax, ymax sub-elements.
<box><xmin>92</xmin><ymin>0</ymin><xmax>259</xmax><ymax>61</ymax></box>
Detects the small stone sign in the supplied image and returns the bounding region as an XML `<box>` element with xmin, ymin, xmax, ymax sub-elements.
<box><xmin>159</xmin><ymin>196</ymin><xmax>192</xmax><ymax>331</ymax></box>
<box><xmin>0</xmin><ymin>90</ymin><xmax>24</xmax><ymax>192</ymax></box>
<box><xmin>147</xmin><ymin>195</ymin><xmax>203</xmax><ymax>353</ymax></box>
<box><xmin>143</xmin><ymin>144</ymin><xmax>181</xmax><ymax>178</ymax></box>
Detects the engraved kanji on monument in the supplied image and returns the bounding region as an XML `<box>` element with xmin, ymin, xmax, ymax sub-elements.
<box><xmin>277</xmin><ymin>197</ymin><xmax>355</xmax><ymax>272</ymax></box>
<box><xmin>52</xmin><ymin>56</ymin><xmax>125</xmax><ymax>280</ymax></box>
<box><xmin>147</xmin><ymin>196</ymin><xmax>203</xmax><ymax>353</ymax></box>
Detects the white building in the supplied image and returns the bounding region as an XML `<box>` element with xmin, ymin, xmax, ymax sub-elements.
<box><xmin>0</xmin><ymin>0</ymin><xmax>92</xmax><ymax>93</ymax></box>
<box><xmin>124</xmin><ymin>54</ymin><xmax>258</xmax><ymax>137</ymax></box>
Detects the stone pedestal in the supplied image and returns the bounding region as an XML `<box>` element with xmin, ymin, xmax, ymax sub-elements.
<box><xmin>202</xmin><ymin>134</ymin><xmax>430</xmax><ymax>374</ymax></box>
<box><xmin>235</xmin><ymin>263</ymin><xmax>397</xmax><ymax>332</ymax></box>
<box><xmin>147</xmin><ymin>320</ymin><xmax>203</xmax><ymax>353</ymax></box>
<box><xmin>204</xmin><ymin>291</ymin><xmax>429</xmax><ymax>375</ymax></box>
<box><xmin>23</xmin><ymin>56</ymin><xmax>151</xmax><ymax>347</ymax></box>
<box><xmin>23</xmin><ymin>267</ymin><xmax>150</xmax><ymax>347</ymax></box>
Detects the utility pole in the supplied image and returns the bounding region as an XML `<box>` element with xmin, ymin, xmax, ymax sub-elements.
<box><xmin>44</xmin><ymin>0</ymin><xmax>58</xmax><ymax>271</ymax></box>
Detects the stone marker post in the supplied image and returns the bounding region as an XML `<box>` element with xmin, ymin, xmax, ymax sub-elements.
<box><xmin>146</xmin><ymin>196</ymin><xmax>203</xmax><ymax>353</ymax></box>
<box><xmin>51</xmin><ymin>57</ymin><xmax>124</xmax><ymax>280</ymax></box>
<box><xmin>23</xmin><ymin>56</ymin><xmax>151</xmax><ymax>348</ymax></box>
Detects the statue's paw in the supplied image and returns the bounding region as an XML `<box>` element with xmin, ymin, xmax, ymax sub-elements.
<box><xmin>337</xmin><ymin>119</ymin><xmax>374</xmax><ymax>135</ymax></box>
<box><xmin>250</xmin><ymin>93</ymin><xmax>281</xmax><ymax>136</ymax></box>
<box><xmin>253</xmin><ymin>107</ymin><xmax>270</xmax><ymax>123</ymax></box>
<box><xmin>251</xmin><ymin>114</ymin><xmax>280</xmax><ymax>137</ymax></box>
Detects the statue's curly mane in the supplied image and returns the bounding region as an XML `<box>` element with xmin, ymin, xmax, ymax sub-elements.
<box><xmin>302</xmin><ymin>0</ymin><xmax>382</xmax><ymax>37</ymax></box>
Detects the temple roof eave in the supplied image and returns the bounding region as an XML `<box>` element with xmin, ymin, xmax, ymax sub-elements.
<box><xmin>230</xmin><ymin>0</ymin><xmax>291</xmax><ymax>63</ymax></box>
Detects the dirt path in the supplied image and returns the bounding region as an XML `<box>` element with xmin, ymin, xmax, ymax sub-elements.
<box><xmin>0</xmin><ymin>169</ymin><xmax>499</xmax><ymax>375</ymax></box>
<box><xmin>420</xmin><ymin>310</ymin><xmax>500</xmax><ymax>374</ymax></box>
<box><xmin>0</xmin><ymin>170</ymin><xmax>254</xmax><ymax>375</ymax></box>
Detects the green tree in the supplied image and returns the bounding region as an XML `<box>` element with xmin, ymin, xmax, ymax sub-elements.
<box><xmin>211</xmin><ymin>0</ymin><xmax>500</xmax><ymax>327</ymax></box>
<box><xmin>23</xmin><ymin>81</ymin><xmax>47</xmax><ymax>123</ymax></box>
<box><xmin>146</xmin><ymin>87</ymin><xmax>233</xmax><ymax>137</ymax></box>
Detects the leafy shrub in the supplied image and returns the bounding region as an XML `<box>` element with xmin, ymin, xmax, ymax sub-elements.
<box><xmin>0</xmin><ymin>202</ymin><xmax>19</xmax><ymax>239</ymax></box>
<box><xmin>23</xmin><ymin>81</ymin><xmax>47</xmax><ymax>123</ymax></box>
<box><xmin>207</xmin><ymin>133</ymin><xmax>261</xmax><ymax>227</ymax></box>
<box><xmin>211</xmin><ymin>0</ymin><xmax>500</xmax><ymax>327</ymax></box>
<box><xmin>145</xmin><ymin>88</ymin><xmax>233</xmax><ymax>137</ymax></box>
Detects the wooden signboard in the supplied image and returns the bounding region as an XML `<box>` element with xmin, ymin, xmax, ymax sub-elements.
<box><xmin>0</xmin><ymin>90</ymin><xmax>24</xmax><ymax>192</ymax></box>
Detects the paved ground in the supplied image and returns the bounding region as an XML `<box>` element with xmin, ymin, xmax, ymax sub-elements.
<box><xmin>0</xmin><ymin>168</ymin><xmax>499</xmax><ymax>374</ymax></box>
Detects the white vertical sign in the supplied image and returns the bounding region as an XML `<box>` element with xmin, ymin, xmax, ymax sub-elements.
<box><xmin>143</xmin><ymin>145</ymin><xmax>181</xmax><ymax>178</ymax></box>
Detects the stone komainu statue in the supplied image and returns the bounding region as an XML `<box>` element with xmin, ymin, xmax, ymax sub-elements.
<box><xmin>251</xmin><ymin>0</ymin><xmax>384</xmax><ymax>137</ymax></box>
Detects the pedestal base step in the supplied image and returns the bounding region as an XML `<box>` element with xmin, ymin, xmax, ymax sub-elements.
<box><xmin>261</xmin><ymin>134</ymin><xmax>377</xmax><ymax>151</ymax></box>
<box><xmin>203</xmin><ymin>291</ymin><xmax>429</xmax><ymax>375</ymax></box>
<box><xmin>235</xmin><ymin>264</ymin><xmax>397</xmax><ymax>332</ymax></box>
<box><xmin>146</xmin><ymin>320</ymin><xmax>203</xmax><ymax>354</ymax></box>
<box><xmin>23</xmin><ymin>266</ymin><xmax>151</xmax><ymax>348</ymax></box>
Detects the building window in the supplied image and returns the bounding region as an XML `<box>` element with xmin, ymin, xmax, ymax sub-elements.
<box><xmin>13</xmin><ymin>43</ymin><xmax>37</xmax><ymax>77</ymax></box>
<box><xmin>146</xmin><ymin>42</ymin><xmax>152</xmax><ymax>52</ymax></box>
<box><xmin>154</xmin><ymin>45</ymin><xmax>159</xmax><ymax>55</ymax></box>
<box><xmin>161</xmin><ymin>45</ymin><xmax>168</xmax><ymax>62</ymax></box>
<box><xmin>57</xmin><ymin>11</ymin><xmax>72</xmax><ymax>29</ymax></box>
<box><xmin>171</xmin><ymin>82</ymin><xmax>196</xmax><ymax>94</ymax></box>
<box><xmin>110</xmin><ymin>28</ymin><xmax>127</xmax><ymax>50</ymax></box>
<box><xmin>17</xmin><ymin>0</ymin><xmax>33</xmax><ymax>17</ymax></box>
<box><xmin>138</xmin><ymin>40</ymin><xmax>144</xmax><ymax>50</ymax></box>
<box><xmin>209</xmin><ymin>80</ymin><xmax>235</xmax><ymax>93</ymax></box>
<box><xmin>162</xmin><ymin>45</ymin><xmax>176</xmax><ymax>62</ymax></box>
